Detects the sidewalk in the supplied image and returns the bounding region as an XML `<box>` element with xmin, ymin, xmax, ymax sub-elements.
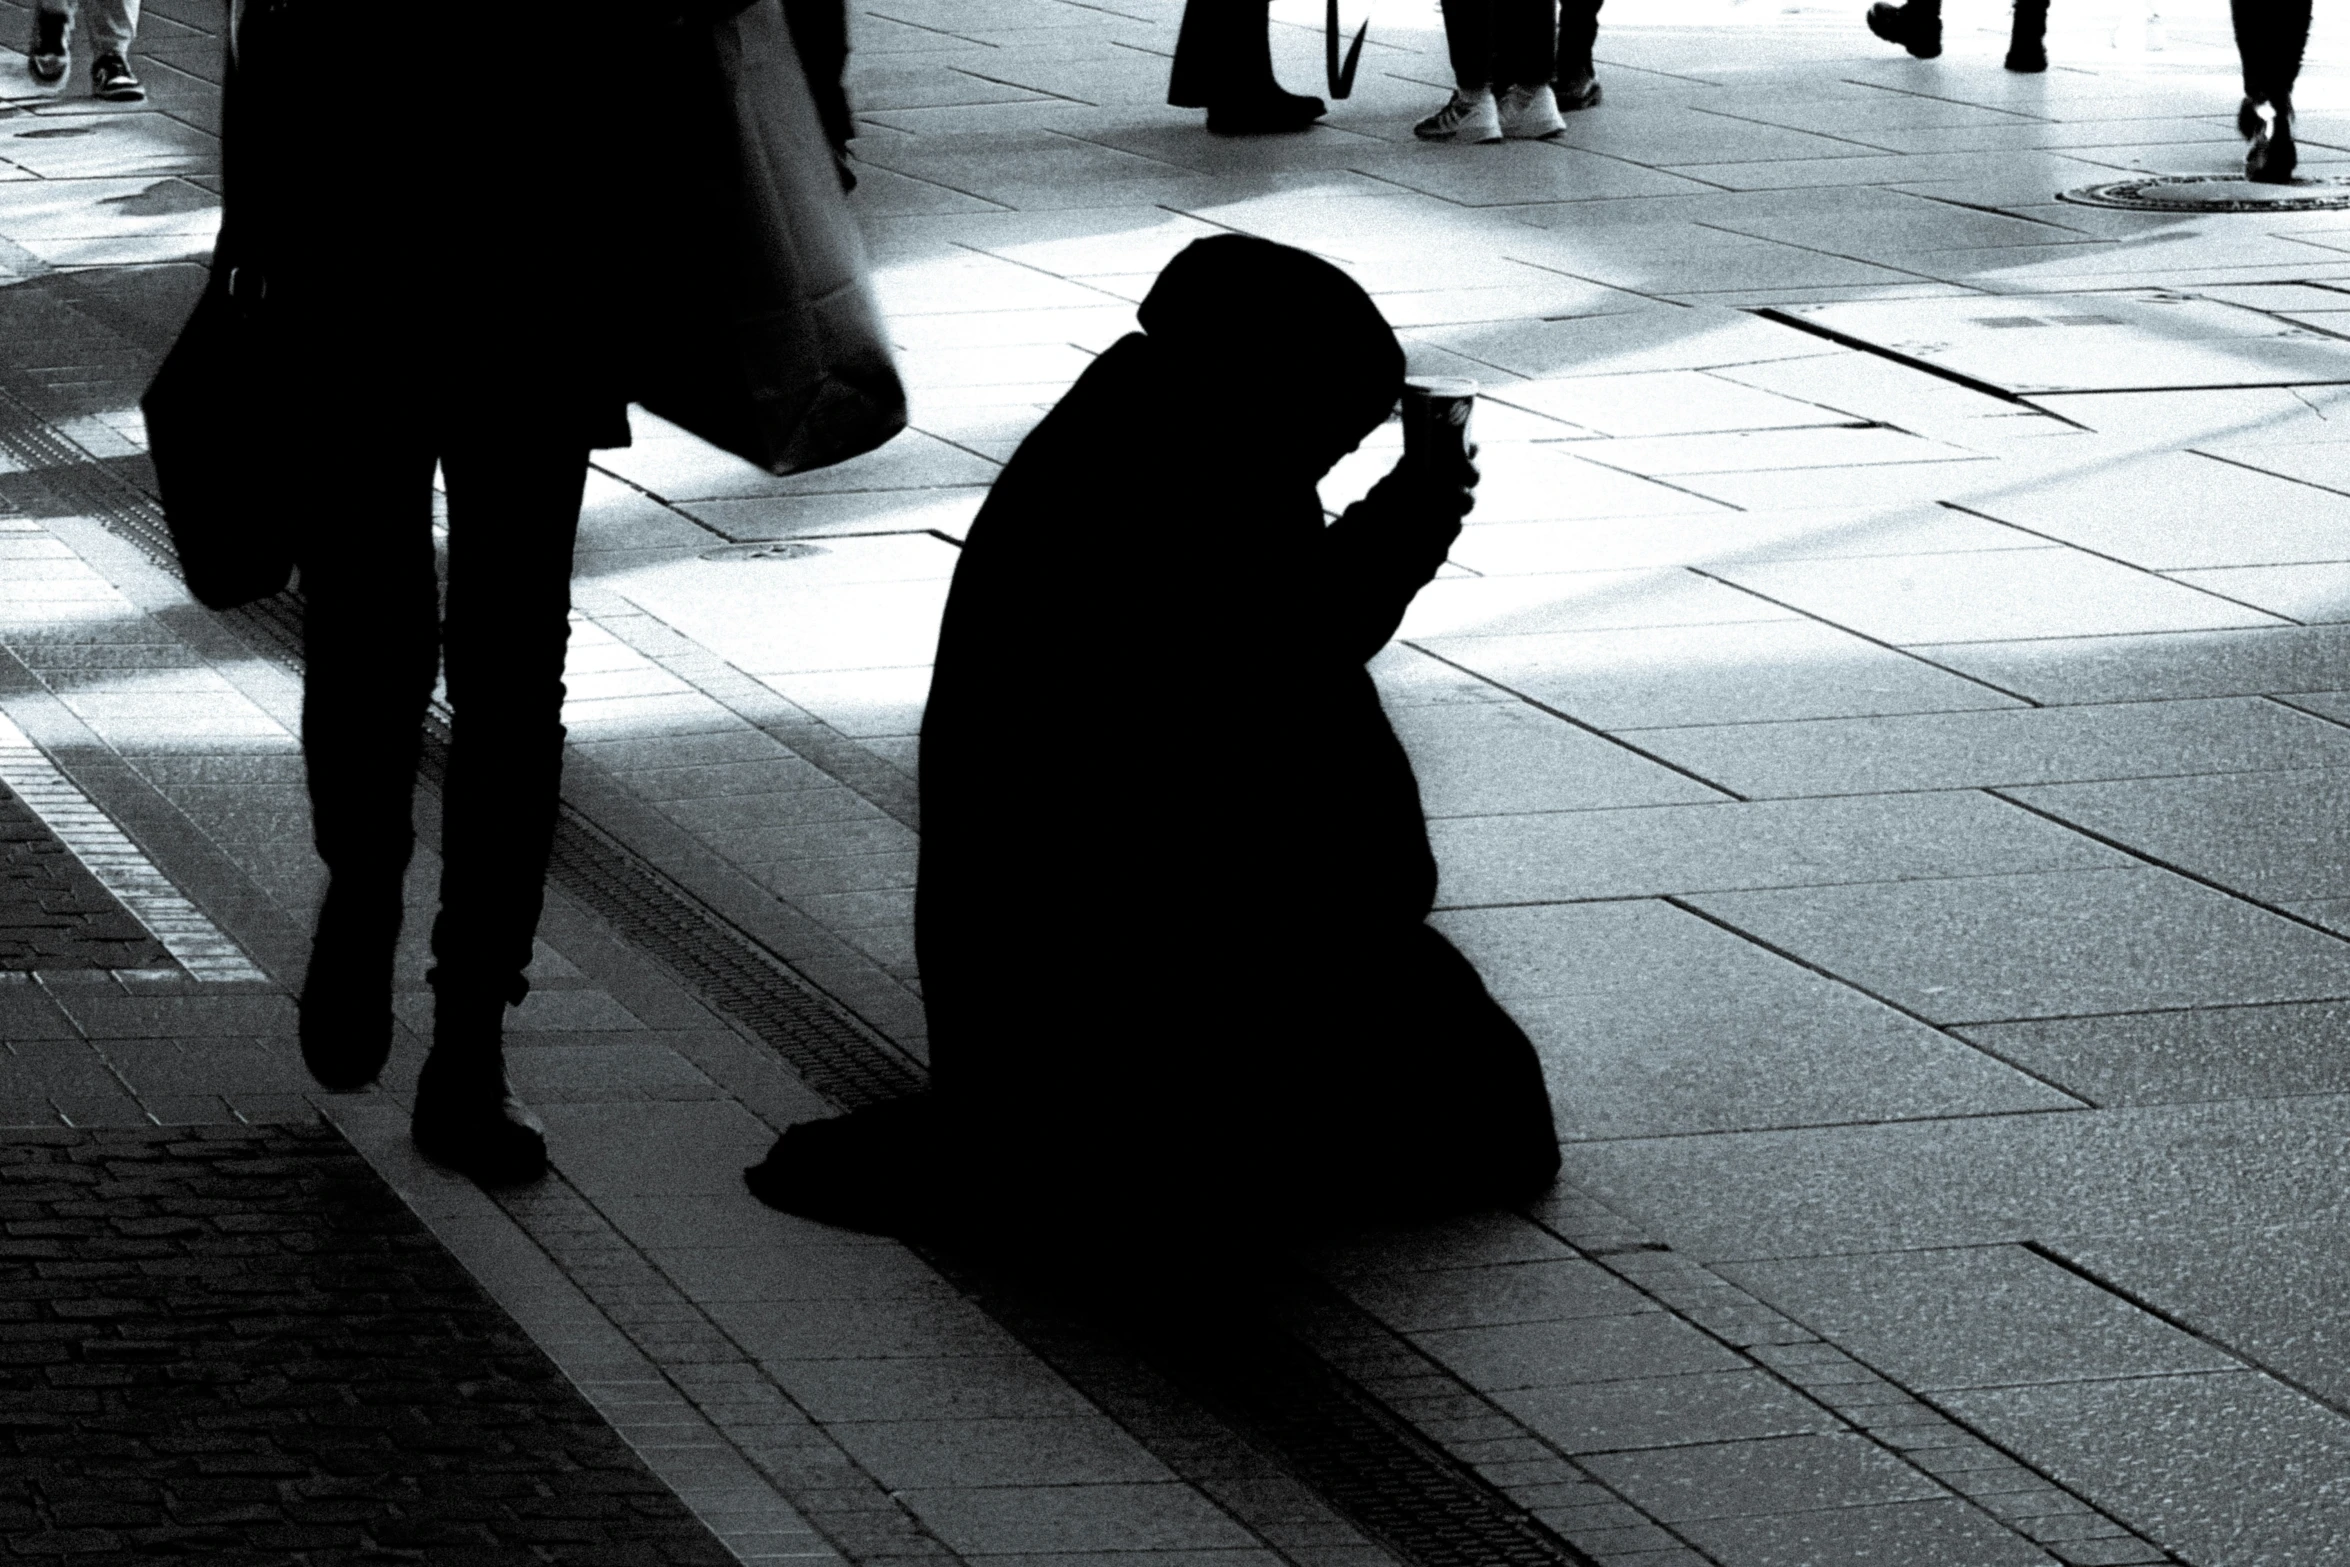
<box><xmin>4</xmin><ymin>0</ymin><xmax>2350</xmax><ymax>1561</ymax></box>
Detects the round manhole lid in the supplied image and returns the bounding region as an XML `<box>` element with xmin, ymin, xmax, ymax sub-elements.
<box><xmin>2061</xmin><ymin>174</ymin><xmax>2350</xmax><ymax>212</ymax></box>
<box><xmin>696</xmin><ymin>541</ymin><xmax>828</xmax><ymax>563</ymax></box>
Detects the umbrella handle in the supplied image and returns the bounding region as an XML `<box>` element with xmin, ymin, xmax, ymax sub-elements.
<box><xmin>1325</xmin><ymin>0</ymin><xmax>1367</xmax><ymax>98</ymax></box>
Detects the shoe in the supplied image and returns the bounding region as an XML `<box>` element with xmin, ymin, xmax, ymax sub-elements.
<box><xmin>2003</xmin><ymin>37</ymin><xmax>2046</xmax><ymax>70</ymax></box>
<box><xmin>90</xmin><ymin>52</ymin><xmax>142</xmax><ymax>100</ymax></box>
<box><xmin>26</xmin><ymin>10</ymin><xmax>64</xmax><ymax>85</ymax></box>
<box><xmin>410</xmin><ymin>994</ymin><xmax>546</xmax><ymax>1187</ymax></box>
<box><xmin>1204</xmin><ymin>89</ymin><xmax>1326</xmax><ymax>136</ymax></box>
<box><xmin>1866</xmin><ymin>1</ymin><xmax>1942</xmax><ymax>58</ymax></box>
<box><xmin>1555</xmin><ymin>71</ymin><xmax>1602</xmax><ymax>111</ymax></box>
<box><xmin>744</xmin><ymin>1095</ymin><xmax>944</xmax><ymax>1235</ymax></box>
<box><xmin>2246</xmin><ymin>99</ymin><xmax>2297</xmax><ymax>184</ymax></box>
<box><xmin>298</xmin><ymin>876</ymin><xmax>404</xmax><ymax>1093</ymax></box>
<box><xmin>1499</xmin><ymin>83</ymin><xmax>1568</xmax><ymax>139</ymax></box>
<box><xmin>2238</xmin><ymin>95</ymin><xmax>2265</xmax><ymax>139</ymax></box>
<box><xmin>1414</xmin><ymin>88</ymin><xmax>1502</xmax><ymax>143</ymax></box>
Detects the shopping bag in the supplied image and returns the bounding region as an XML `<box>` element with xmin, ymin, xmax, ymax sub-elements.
<box><xmin>140</xmin><ymin>270</ymin><xmax>298</xmax><ymax>610</ymax></box>
<box><xmin>638</xmin><ymin>0</ymin><xmax>906</xmax><ymax>476</ymax></box>
<box><xmin>139</xmin><ymin>0</ymin><xmax>298</xmax><ymax>612</ymax></box>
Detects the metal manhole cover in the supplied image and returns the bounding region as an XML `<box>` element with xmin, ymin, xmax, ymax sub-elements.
<box><xmin>2061</xmin><ymin>174</ymin><xmax>2350</xmax><ymax>212</ymax></box>
<box><xmin>696</xmin><ymin>540</ymin><xmax>828</xmax><ymax>562</ymax></box>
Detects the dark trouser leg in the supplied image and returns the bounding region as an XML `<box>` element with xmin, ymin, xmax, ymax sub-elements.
<box><xmin>426</xmin><ymin>433</ymin><xmax>588</xmax><ymax>1009</ymax></box>
<box><xmin>1169</xmin><ymin>0</ymin><xmax>1274</xmax><ymax>105</ymax></box>
<box><xmin>1495</xmin><ymin>0</ymin><xmax>1558</xmax><ymax>87</ymax></box>
<box><xmin>295</xmin><ymin>439</ymin><xmax>439</xmax><ymax>1089</ymax></box>
<box><xmin>2233</xmin><ymin>0</ymin><xmax>2312</xmax><ymax>103</ymax></box>
<box><xmin>299</xmin><ymin>444</ymin><xmax>439</xmax><ymax>896</ymax></box>
<box><xmin>1556</xmin><ymin>0</ymin><xmax>1600</xmax><ymax>76</ymax></box>
<box><xmin>1439</xmin><ymin>0</ymin><xmax>1498</xmax><ymax>89</ymax></box>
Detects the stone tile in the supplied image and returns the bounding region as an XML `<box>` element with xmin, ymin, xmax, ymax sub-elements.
<box><xmin>1439</xmin><ymin>900</ymin><xmax>2076</xmax><ymax>1139</ymax></box>
<box><xmin>1558</xmin><ymin>1096</ymin><xmax>2350</xmax><ymax>1265</ymax></box>
<box><xmin>1708</xmin><ymin>549</ymin><xmax>2281</xmax><ymax>644</ymax></box>
<box><xmin>2172</xmin><ymin>561</ymin><xmax>2350</xmax><ymax>623</ymax></box>
<box><xmin>1690</xmin><ymin>866</ymin><xmax>2350</xmax><ymax>1024</ymax></box>
<box><xmin>1338</xmin><ymin>1257</ymin><xmax>1655</xmax><ymax>1332</ymax></box>
<box><xmin>770</xmin><ymin>1353</ymin><xmax>1098</xmax><ymax>1423</ymax></box>
<box><xmin>651</xmin><ymin>1243</ymin><xmax>952</xmax><ymax>1304</ymax></box>
<box><xmin>1940</xmin><ymin>1373</ymin><xmax>2350</xmax><ymax>1567</ymax></box>
<box><xmin>1580</xmin><ymin>1433</ymin><xmax>1944</xmax><ymax>1523</ymax></box>
<box><xmin>1920</xmin><ymin>625</ymin><xmax>2350</xmax><ymax>706</ymax></box>
<box><xmin>1412</xmin><ymin>1312</ymin><xmax>1748</xmax><ymax>1393</ymax></box>
<box><xmin>1444</xmin><ymin>506</ymin><xmax>2039</xmax><ymax>577</ymax></box>
<box><xmin>1397</xmin><ymin>568</ymin><xmax>1792</xmax><ymax>638</ymax></box>
<box><xmin>1956</xmin><ymin>1003</ymin><xmax>2350</xmax><ymax>1107</ymax></box>
<box><xmin>1418</xmin><ymin>618</ymin><xmax>2026</xmax><ymax>730</ymax></box>
<box><xmin>1485</xmin><ymin>370</ymin><xmax>1847</xmax><ymax>438</ymax></box>
<box><xmin>1429</xmin><ymin>790</ymin><xmax>2124</xmax><ymax>907</ymax></box>
<box><xmin>1719</xmin><ymin>1246</ymin><xmax>2237</xmax><ymax>1393</ymax></box>
<box><xmin>535</xmin><ymin>1099</ymin><xmax>784</xmax><ymax>1198</ymax></box>
<box><xmin>1496</xmin><ymin>1370</ymin><xmax>1839</xmax><ymax>1456</ymax></box>
<box><xmin>1675</xmin><ymin>1496</ymin><xmax>2055</xmax><ymax>1567</ymax></box>
<box><xmin>2007</xmin><ymin>768</ymin><xmax>2350</xmax><ymax>902</ymax></box>
<box><xmin>826</xmin><ymin>1415</ymin><xmax>1173</xmax><ymax>1489</ymax></box>
<box><xmin>1388</xmin><ymin>701</ymin><xmax>1726</xmax><ymax>819</ymax></box>
<box><xmin>1628</xmin><ymin>697</ymin><xmax>2350</xmax><ymax>799</ymax></box>
<box><xmin>1956</xmin><ymin>451</ymin><xmax>2350</xmax><ymax>570</ymax></box>
<box><xmin>892</xmin><ymin>1481</ymin><xmax>1258</xmax><ymax>1555</ymax></box>
<box><xmin>702</xmin><ymin>1292</ymin><xmax>1021</xmax><ymax>1357</ymax></box>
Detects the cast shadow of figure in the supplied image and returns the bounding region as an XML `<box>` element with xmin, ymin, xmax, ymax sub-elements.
<box><xmin>747</xmin><ymin>235</ymin><xmax>1561</xmax><ymax>1269</ymax></box>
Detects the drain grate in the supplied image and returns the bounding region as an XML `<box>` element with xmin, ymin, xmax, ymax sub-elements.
<box><xmin>5</xmin><ymin>383</ymin><xmax>1599</xmax><ymax>1567</ymax></box>
<box><xmin>2062</xmin><ymin>174</ymin><xmax>2350</xmax><ymax>212</ymax></box>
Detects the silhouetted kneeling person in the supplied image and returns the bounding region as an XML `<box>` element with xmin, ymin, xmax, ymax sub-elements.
<box><xmin>747</xmin><ymin>236</ymin><xmax>1561</xmax><ymax>1244</ymax></box>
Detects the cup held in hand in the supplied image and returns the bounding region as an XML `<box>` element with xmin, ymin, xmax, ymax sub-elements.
<box><xmin>1401</xmin><ymin>376</ymin><xmax>1477</xmax><ymax>472</ymax></box>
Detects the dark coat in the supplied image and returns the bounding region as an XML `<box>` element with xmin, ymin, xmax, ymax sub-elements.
<box><xmin>911</xmin><ymin>237</ymin><xmax>1560</xmax><ymax>1225</ymax></box>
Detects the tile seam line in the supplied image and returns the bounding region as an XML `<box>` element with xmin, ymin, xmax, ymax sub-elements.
<box><xmin>1397</xmin><ymin>639</ymin><xmax>1749</xmax><ymax>801</ymax></box>
<box><xmin>1433</xmin><ymin>862</ymin><xmax>2157</xmax><ymax>915</ymax></box>
<box><xmin>1558</xmin><ymin>1104</ymin><xmax>2089</xmax><ymax>1146</ymax></box>
<box><xmin>490</xmin><ymin>1166</ymin><xmax>977</xmax><ymax>1567</ymax></box>
<box><xmin>1749</xmin><ymin>306</ymin><xmax>2094</xmax><ymax>426</ymax></box>
<box><xmin>2017</xmin><ymin>1239</ymin><xmax>2350</xmax><ymax>1424</ymax></box>
<box><xmin>1522</xmin><ymin>1188</ymin><xmax>2173</xmax><ymax>1562</ymax></box>
<box><xmin>1983</xmin><ymin>784</ymin><xmax>2350</xmax><ymax>946</ymax></box>
<box><xmin>1679</xmin><ymin>564</ymin><xmax>2048</xmax><ymax>706</ymax></box>
<box><xmin>1656</xmin><ymin>889</ymin><xmax>2094</xmax><ymax>1107</ymax></box>
<box><xmin>2188</xmin><ymin>443</ymin><xmax>2350</xmax><ymax>503</ymax></box>
<box><xmin>1934</xmin><ymin>498</ymin><xmax>2315</xmax><ymax>624</ymax></box>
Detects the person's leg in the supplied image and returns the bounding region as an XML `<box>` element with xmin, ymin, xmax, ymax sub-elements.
<box><xmin>27</xmin><ymin>0</ymin><xmax>69</xmax><ymax>84</ymax></box>
<box><xmin>411</xmin><ymin>430</ymin><xmax>589</xmax><ymax>1184</ymax></box>
<box><xmin>1555</xmin><ymin>0</ymin><xmax>1602</xmax><ymax>105</ymax></box>
<box><xmin>82</xmin><ymin>0</ymin><xmax>139</xmax><ymax>97</ymax></box>
<box><xmin>1494</xmin><ymin>0</ymin><xmax>1568</xmax><ymax>136</ymax></box>
<box><xmin>2007</xmin><ymin>0</ymin><xmax>2049</xmax><ymax>72</ymax></box>
<box><xmin>1169</xmin><ymin>0</ymin><xmax>1324</xmax><ymax>132</ymax></box>
<box><xmin>2235</xmin><ymin>0</ymin><xmax>2310</xmax><ymax>181</ymax></box>
<box><xmin>296</xmin><ymin>440</ymin><xmax>440</xmax><ymax>1091</ymax></box>
<box><xmin>1415</xmin><ymin>0</ymin><xmax>1506</xmax><ymax>140</ymax></box>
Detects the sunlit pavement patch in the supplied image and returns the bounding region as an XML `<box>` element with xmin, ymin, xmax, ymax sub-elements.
<box><xmin>0</xmin><ymin>712</ymin><xmax>263</xmax><ymax>982</ymax></box>
<box><xmin>2062</xmin><ymin>175</ymin><xmax>2350</xmax><ymax>214</ymax></box>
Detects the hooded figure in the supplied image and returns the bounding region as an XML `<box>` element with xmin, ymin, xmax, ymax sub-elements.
<box><xmin>750</xmin><ymin>236</ymin><xmax>1560</xmax><ymax>1240</ymax></box>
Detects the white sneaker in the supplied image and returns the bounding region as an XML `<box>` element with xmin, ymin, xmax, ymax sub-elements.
<box><xmin>1414</xmin><ymin>88</ymin><xmax>1502</xmax><ymax>143</ymax></box>
<box><xmin>1499</xmin><ymin>83</ymin><xmax>1567</xmax><ymax>139</ymax></box>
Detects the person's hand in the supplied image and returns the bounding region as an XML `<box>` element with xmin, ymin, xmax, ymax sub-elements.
<box><xmin>1378</xmin><ymin>445</ymin><xmax>1479</xmax><ymax>526</ymax></box>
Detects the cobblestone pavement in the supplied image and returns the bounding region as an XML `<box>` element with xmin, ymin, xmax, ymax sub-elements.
<box><xmin>1</xmin><ymin>1123</ymin><xmax>738</xmax><ymax>1566</ymax></box>
<box><xmin>2</xmin><ymin>0</ymin><xmax>2350</xmax><ymax>1562</ymax></box>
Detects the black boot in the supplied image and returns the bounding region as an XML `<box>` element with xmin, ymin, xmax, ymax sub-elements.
<box><xmin>1206</xmin><ymin>89</ymin><xmax>1326</xmax><ymax>135</ymax></box>
<box><xmin>411</xmin><ymin>988</ymin><xmax>546</xmax><ymax>1186</ymax></box>
<box><xmin>2005</xmin><ymin>0</ymin><xmax>2048</xmax><ymax>70</ymax></box>
<box><xmin>1866</xmin><ymin>0</ymin><xmax>1943</xmax><ymax>58</ymax></box>
<box><xmin>299</xmin><ymin>873</ymin><xmax>404</xmax><ymax>1092</ymax></box>
<box><xmin>2246</xmin><ymin>97</ymin><xmax>2297</xmax><ymax>183</ymax></box>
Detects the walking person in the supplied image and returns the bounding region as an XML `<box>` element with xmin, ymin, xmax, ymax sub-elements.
<box><xmin>1168</xmin><ymin>0</ymin><xmax>1328</xmax><ymax>134</ymax></box>
<box><xmin>211</xmin><ymin>0</ymin><xmax>656</xmax><ymax>1185</ymax></box>
<box><xmin>25</xmin><ymin>0</ymin><xmax>143</xmax><ymax>99</ymax></box>
<box><xmin>1415</xmin><ymin>0</ymin><xmax>1603</xmax><ymax>143</ymax></box>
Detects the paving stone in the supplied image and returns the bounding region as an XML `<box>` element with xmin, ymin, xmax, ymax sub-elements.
<box><xmin>1674</xmin><ymin>1496</ymin><xmax>2055</xmax><ymax>1567</ymax></box>
<box><xmin>1942</xmin><ymin>1372</ymin><xmax>2350</xmax><ymax>1567</ymax></box>
<box><xmin>1497</xmin><ymin>1370</ymin><xmax>1840</xmax><ymax>1455</ymax></box>
<box><xmin>1580</xmin><ymin>1432</ymin><xmax>1946</xmax><ymax>1523</ymax></box>
<box><xmin>2009</xmin><ymin>767</ymin><xmax>2350</xmax><ymax>903</ymax></box>
<box><xmin>1956</xmin><ymin>1001</ymin><xmax>2350</xmax><ymax>1107</ymax></box>
<box><xmin>1691</xmin><ymin>866</ymin><xmax>2350</xmax><ymax>1024</ymax></box>
<box><xmin>1720</xmin><ymin>1246</ymin><xmax>2238</xmax><ymax>1392</ymax></box>
<box><xmin>1412</xmin><ymin>1311</ymin><xmax>1749</xmax><ymax>1393</ymax></box>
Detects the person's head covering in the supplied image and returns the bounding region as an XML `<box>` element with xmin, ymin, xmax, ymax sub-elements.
<box><xmin>1137</xmin><ymin>235</ymin><xmax>1405</xmax><ymax>469</ymax></box>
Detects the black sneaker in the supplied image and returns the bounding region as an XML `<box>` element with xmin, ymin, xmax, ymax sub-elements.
<box><xmin>91</xmin><ymin>52</ymin><xmax>142</xmax><ymax>101</ymax></box>
<box><xmin>1866</xmin><ymin>1</ymin><xmax>1943</xmax><ymax>58</ymax></box>
<box><xmin>26</xmin><ymin>10</ymin><xmax>64</xmax><ymax>85</ymax></box>
<box><xmin>2246</xmin><ymin>99</ymin><xmax>2297</xmax><ymax>185</ymax></box>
